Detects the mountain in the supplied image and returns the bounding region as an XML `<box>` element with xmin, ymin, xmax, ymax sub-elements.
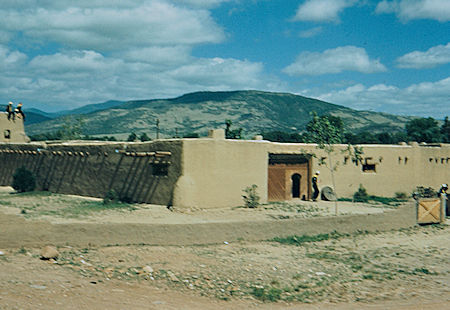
<box><xmin>23</xmin><ymin>100</ymin><xmax>126</xmax><ymax>121</ymax></box>
<box><xmin>52</xmin><ymin>100</ymin><xmax>126</xmax><ymax>117</ymax></box>
<box><xmin>25</xmin><ymin>90</ymin><xmax>412</xmax><ymax>138</ymax></box>
<box><xmin>1</xmin><ymin>105</ymin><xmax>52</xmax><ymax>125</ymax></box>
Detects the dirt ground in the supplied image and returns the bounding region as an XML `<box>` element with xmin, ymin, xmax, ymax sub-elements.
<box><xmin>0</xmin><ymin>187</ymin><xmax>449</xmax><ymax>309</ymax></box>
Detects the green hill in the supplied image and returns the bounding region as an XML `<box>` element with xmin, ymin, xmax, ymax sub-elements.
<box><xmin>25</xmin><ymin>90</ymin><xmax>412</xmax><ymax>138</ymax></box>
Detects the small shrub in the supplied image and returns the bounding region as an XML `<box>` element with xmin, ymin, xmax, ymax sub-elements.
<box><xmin>413</xmin><ymin>186</ymin><xmax>436</xmax><ymax>198</ymax></box>
<box><xmin>242</xmin><ymin>184</ymin><xmax>260</xmax><ymax>208</ymax></box>
<box><xmin>251</xmin><ymin>287</ymin><xmax>282</xmax><ymax>302</ymax></box>
<box><xmin>103</xmin><ymin>189</ymin><xmax>119</xmax><ymax>204</ymax></box>
<box><xmin>395</xmin><ymin>192</ymin><xmax>409</xmax><ymax>199</ymax></box>
<box><xmin>353</xmin><ymin>184</ymin><xmax>369</xmax><ymax>203</ymax></box>
<box><xmin>12</xmin><ymin>166</ymin><xmax>36</xmax><ymax>193</ymax></box>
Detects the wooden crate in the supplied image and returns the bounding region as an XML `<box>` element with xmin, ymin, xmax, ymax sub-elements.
<box><xmin>417</xmin><ymin>198</ymin><xmax>444</xmax><ymax>224</ymax></box>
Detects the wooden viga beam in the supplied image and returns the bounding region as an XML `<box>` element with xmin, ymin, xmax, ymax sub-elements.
<box><xmin>124</xmin><ymin>151</ymin><xmax>172</xmax><ymax>157</ymax></box>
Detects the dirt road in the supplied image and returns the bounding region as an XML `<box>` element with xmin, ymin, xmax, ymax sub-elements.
<box><xmin>0</xmin><ymin>188</ymin><xmax>448</xmax><ymax>309</ymax></box>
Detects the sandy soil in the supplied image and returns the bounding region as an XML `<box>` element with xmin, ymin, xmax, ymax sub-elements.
<box><xmin>0</xmin><ymin>187</ymin><xmax>449</xmax><ymax>309</ymax></box>
<box><xmin>0</xmin><ymin>186</ymin><xmax>390</xmax><ymax>225</ymax></box>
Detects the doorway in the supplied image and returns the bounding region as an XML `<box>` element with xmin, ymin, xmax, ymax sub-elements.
<box><xmin>291</xmin><ymin>173</ymin><xmax>301</xmax><ymax>198</ymax></box>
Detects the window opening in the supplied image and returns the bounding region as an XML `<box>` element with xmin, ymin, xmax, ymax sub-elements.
<box><xmin>4</xmin><ymin>130</ymin><xmax>10</xmax><ymax>139</ymax></box>
<box><xmin>362</xmin><ymin>164</ymin><xmax>376</xmax><ymax>173</ymax></box>
<box><xmin>152</xmin><ymin>163</ymin><xmax>169</xmax><ymax>176</ymax></box>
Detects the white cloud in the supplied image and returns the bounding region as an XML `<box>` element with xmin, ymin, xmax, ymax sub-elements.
<box><xmin>376</xmin><ymin>0</ymin><xmax>450</xmax><ymax>22</ymax></box>
<box><xmin>299</xmin><ymin>27</ymin><xmax>323</xmax><ymax>38</ymax></box>
<box><xmin>0</xmin><ymin>45</ymin><xmax>280</xmax><ymax>110</ymax></box>
<box><xmin>283</xmin><ymin>46</ymin><xmax>386</xmax><ymax>75</ymax></box>
<box><xmin>172</xmin><ymin>0</ymin><xmax>231</xmax><ymax>8</ymax></box>
<box><xmin>118</xmin><ymin>46</ymin><xmax>192</xmax><ymax>67</ymax></box>
<box><xmin>0</xmin><ymin>1</ymin><xmax>278</xmax><ymax>110</ymax></box>
<box><xmin>314</xmin><ymin>77</ymin><xmax>450</xmax><ymax>117</ymax></box>
<box><xmin>167</xmin><ymin>57</ymin><xmax>266</xmax><ymax>88</ymax></box>
<box><xmin>293</xmin><ymin>0</ymin><xmax>357</xmax><ymax>22</ymax></box>
<box><xmin>396</xmin><ymin>43</ymin><xmax>450</xmax><ymax>68</ymax></box>
<box><xmin>0</xmin><ymin>1</ymin><xmax>225</xmax><ymax>51</ymax></box>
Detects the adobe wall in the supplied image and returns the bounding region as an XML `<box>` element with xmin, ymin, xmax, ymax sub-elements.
<box><xmin>174</xmin><ymin>136</ymin><xmax>268</xmax><ymax>208</ymax></box>
<box><xmin>266</xmin><ymin>142</ymin><xmax>449</xmax><ymax>199</ymax></box>
<box><xmin>174</xmin><ymin>137</ymin><xmax>449</xmax><ymax>208</ymax></box>
<box><xmin>0</xmin><ymin>140</ymin><xmax>181</xmax><ymax>205</ymax></box>
<box><xmin>0</xmin><ymin>203</ymin><xmax>416</xmax><ymax>247</ymax></box>
<box><xmin>0</xmin><ymin>113</ymin><xmax>29</xmax><ymax>143</ymax></box>
<box><xmin>0</xmin><ymin>135</ymin><xmax>448</xmax><ymax>209</ymax></box>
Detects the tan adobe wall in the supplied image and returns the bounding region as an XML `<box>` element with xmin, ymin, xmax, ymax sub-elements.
<box><xmin>0</xmin><ymin>140</ymin><xmax>181</xmax><ymax>205</ymax></box>
<box><xmin>174</xmin><ymin>138</ymin><xmax>449</xmax><ymax>209</ymax></box>
<box><xmin>0</xmin><ymin>136</ymin><xmax>448</xmax><ymax>209</ymax></box>
<box><xmin>267</xmin><ymin>142</ymin><xmax>449</xmax><ymax>199</ymax></box>
<box><xmin>173</xmin><ymin>137</ymin><xmax>268</xmax><ymax>209</ymax></box>
<box><xmin>0</xmin><ymin>113</ymin><xmax>29</xmax><ymax>143</ymax></box>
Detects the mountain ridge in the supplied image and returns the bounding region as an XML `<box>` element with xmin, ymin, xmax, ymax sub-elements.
<box><xmin>25</xmin><ymin>90</ymin><xmax>412</xmax><ymax>138</ymax></box>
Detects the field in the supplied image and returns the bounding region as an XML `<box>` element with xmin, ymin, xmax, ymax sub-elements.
<box><xmin>0</xmin><ymin>187</ymin><xmax>449</xmax><ymax>309</ymax></box>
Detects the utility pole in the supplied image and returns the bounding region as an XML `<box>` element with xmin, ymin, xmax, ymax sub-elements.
<box><xmin>156</xmin><ymin>118</ymin><xmax>160</xmax><ymax>140</ymax></box>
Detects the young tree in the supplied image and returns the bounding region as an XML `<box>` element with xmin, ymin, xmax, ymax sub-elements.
<box><xmin>304</xmin><ymin>113</ymin><xmax>362</xmax><ymax>215</ymax></box>
<box><xmin>225</xmin><ymin>119</ymin><xmax>243</xmax><ymax>139</ymax></box>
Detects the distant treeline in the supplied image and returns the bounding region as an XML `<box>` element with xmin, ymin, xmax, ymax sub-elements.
<box><xmin>29</xmin><ymin>115</ymin><xmax>450</xmax><ymax>144</ymax></box>
<box><xmin>262</xmin><ymin>116</ymin><xmax>450</xmax><ymax>144</ymax></box>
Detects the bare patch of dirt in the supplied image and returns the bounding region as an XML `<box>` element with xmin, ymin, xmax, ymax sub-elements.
<box><xmin>0</xmin><ymin>224</ymin><xmax>449</xmax><ymax>309</ymax></box>
<box><xmin>0</xmin><ymin>186</ymin><xmax>398</xmax><ymax>225</ymax></box>
<box><xmin>0</xmin><ymin>187</ymin><xmax>448</xmax><ymax>309</ymax></box>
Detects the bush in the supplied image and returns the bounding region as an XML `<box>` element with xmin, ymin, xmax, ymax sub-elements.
<box><xmin>413</xmin><ymin>186</ymin><xmax>436</xmax><ymax>198</ymax></box>
<box><xmin>242</xmin><ymin>184</ymin><xmax>260</xmax><ymax>208</ymax></box>
<box><xmin>12</xmin><ymin>166</ymin><xmax>36</xmax><ymax>193</ymax></box>
<box><xmin>353</xmin><ymin>184</ymin><xmax>369</xmax><ymax>203</ymax></box>
<box><xmin>395</xmin><ymin>192</ymin><xmax>409</xmax><ymax>199</ymax></box>
<box><xmin>251</xmin><ymin>287</ymin><xmax>282</xmax><ymax>302</ymax></box>
<box><xmin>103</xmin><ymin>189</ymin><xmax>119</xmax><ymax>204</ymax></box>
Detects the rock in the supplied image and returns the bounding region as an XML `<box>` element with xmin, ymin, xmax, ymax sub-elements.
<box><xmin>143</xmin><ymin>265</ymin><xmax>154</xmax><ymax>274</ymax></box>
<box><xmin>167</xmin><ymin>271</ymin><xmax>179</xmax><ymax>282</ymax></box>
<box><xmin>40</xmin><ymin>246</ymin><xmax>59</xmax><ymax>260</ymax></box>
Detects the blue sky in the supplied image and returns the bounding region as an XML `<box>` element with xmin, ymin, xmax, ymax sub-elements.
<box><xmin>0</xmin><ymin>0</ymin><xmax>449</xmax><ymax>118</ymax></box>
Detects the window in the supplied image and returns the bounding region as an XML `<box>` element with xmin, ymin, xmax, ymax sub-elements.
<box><xmin>4</xmin><ymin>130</ymin><xmax>10</xmax><ymax>139</ymax></box>
<box><xmin>152</xmin><ymin>163</ymin><xmax>169</xmax><ymax>176</ymax></box>
<box><xmin>362</xmin><ymin>164</ymin><xmax>376</xmax><ymax>173</ymax></box>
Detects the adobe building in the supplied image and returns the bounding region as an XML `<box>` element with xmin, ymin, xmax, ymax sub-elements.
<box><xmin>0</xmin><ymin>126</ymin><xmax>448</xmax><ymax>209</ymax></box>
<box><xmin>0</xmin><ymin>112</ymin><xmax>29</xmax><ymax>143</ymax></box>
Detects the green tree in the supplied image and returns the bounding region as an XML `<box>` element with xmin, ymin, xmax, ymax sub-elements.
<box><xmin>441</xmin><ymin>116</ymin><xmax>450</xmax><ymax>143</ymax></box>
<box><xmin>304</xmin><ymin>113</ymin><xmax>344</xmax><ymax>215</ymax></box>
<box><xmin>225</xmin><ymin>119</ymin><xmax>243</xmax><ymax>139</ymax></box>
<box><xmin>406</xmin><ymin>117</ymin><xmax>441</xmax><ymax>143</ymax></box>
<box><xmin>139</xmin><ymin>132</ymin><xmax>151</xmax><ymax>142</ymax></box>
<box><xmin>305</xmin><ymin>113</ymin><xmax>343</xmax><ymax>147</ymax></box>
<box><xmin>261</xmin><ymin>131</ymin><xmax>306</xmax><ymax>143</ymax></box>
<box><xmin>127</xmin><ymin>132</ymin><xmax>137</xmax><ymax>142</ymax></box>
<box><xmin>12</xmin><ymin>166</ymin><xmax>36</xmax><ymax>193</ymax></box>
<box><xmin>183</xmin><ymin>132</ymin><xmax>200</xmax><ymax>138</ymax></box>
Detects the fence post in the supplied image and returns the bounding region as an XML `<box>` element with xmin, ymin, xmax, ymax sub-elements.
<box><xmin>441</xmin><ymin>194</ymin><xmax>447</xmax><ymax>223</ymax></box>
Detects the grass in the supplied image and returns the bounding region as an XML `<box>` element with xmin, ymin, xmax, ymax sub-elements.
<box><xmin>338</xmin><ymin>195</ymin><xmax>407</xmax><ymax>207</ymax></box>
<box><xmin>272</xmin><ymin>231</ymin><xmax>351</xmax><ymax>246</ymax></box>
<box><xmin>0</xmin><ymin>190</ymin><xmax>137</xmax><ymax>219</ymax></box>
<box><xmin>251</xmin><ymin>286</ymin><xmax>283</xmax><ymax>302</ymax></box>
<box><xmin>36</xmin><ymin>201</ymin><xmax>137</xmax><ymax>218</ymax></box>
